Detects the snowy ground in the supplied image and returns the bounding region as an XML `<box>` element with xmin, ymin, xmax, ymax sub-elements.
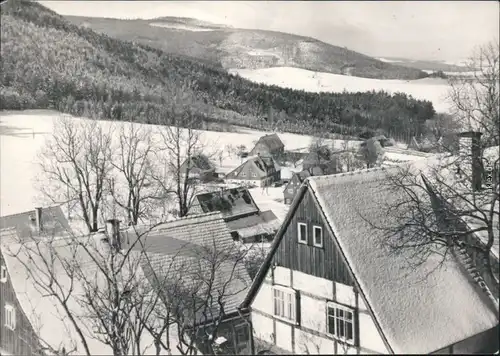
<box><xmin>149</xmin><ymin>22</ymin><xmax>216</xmax><ymax>31</ymax></box>
<box><xmin>229</xmin><ymin>66</ymin><xmax>453</xmax><ymax>113</ymax></box>
<box><xmin>0</xmin><ymin>110</ymin><xmax>427</xmax><ymax>222</ymax></box>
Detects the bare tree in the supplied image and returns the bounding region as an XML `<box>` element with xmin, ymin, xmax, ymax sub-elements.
<box><xmin>139</xmin><ymin>234</ymin><xmax>252</xmax><ymax>355</ymax></box>
<box><xmin>337</xmin><ymin>139</ymin><xmax>365</xmax><ymax>173</ymax></box>
<box><xmin>448</xmin><ymin>41</ymin><xmax>499</xmax><ymax>147</ymax></box>
<box><xmin>37</xmin><ymin>116</ymin><xmax>114</xmax><ymax>233</ymax></box>
<box><xmin>109</xmin><ymin>122</ymin><xmax>162</xmax><ymax>226</ymax></box>
<box><xmin>357</xmin><ymin>137</ymin><xmax>385</xmax><ymax>169</ymax></box>
<box><xmin>152</xmin><ymin>117</ymin><xmax>204</xmax><ymax>218</ymax></box>
<box><xmin>4</xmin><ymin>221</ymin><xmax>170</xmax><ymax>356</ymax></box>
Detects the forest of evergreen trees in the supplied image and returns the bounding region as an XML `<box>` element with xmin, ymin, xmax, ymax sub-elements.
<box><xmin>0</xmin><ymin>0</ymin><xmax>436</xmax><ymax>138</ymax></box>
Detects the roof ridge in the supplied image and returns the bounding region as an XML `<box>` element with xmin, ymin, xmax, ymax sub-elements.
<box><xmin>174</xmin><ymin>211</ymin><xmax>222</xmax><ymax>221</ymax></box>
<box><xmin>306</xmin><ymin>166</ymin><xmax>390</xmax><ymax>183</ymax></box>
<box><xmin>0</xmin><ymin>205</ymin><xmax>61</xmax><ymax>220</ymax></box>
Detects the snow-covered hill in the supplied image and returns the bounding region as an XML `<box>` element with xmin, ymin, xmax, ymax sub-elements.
<box><xmin>229</xmin><ymin>66</ymin><xmax>453</xmax><ymax>113</ymax></box>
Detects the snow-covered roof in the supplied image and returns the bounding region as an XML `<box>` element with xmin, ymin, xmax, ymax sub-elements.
<box><xmin>0</xmin><ymin>205</ymin><xmax>72</xmax><ymax>242</ymax></box>
<box><xmin>305</xmin><ymin>167</ymin><xmax>498</xmax><ymax>353</ymax></box>
<box><xmin>1</xmin><ymin>229</ymin><xmax>181</xmax><ymax>355</ymax></box>
<box><xmin>226</xmin><ymin>210</ymin><xmax>280</xmax><ymax>239</ymax></box>
<box><xmin>125</xmin><ymin>212</ymin><xmax>252</xmax><ymax>318</ymax></box>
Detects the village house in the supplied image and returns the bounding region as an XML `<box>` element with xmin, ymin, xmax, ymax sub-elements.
<box><xmin>249</xmin><ymin>133</ymin><xmax>285</xmax><ymax>158</ymax></box>
<box><xmin>283</xmin><ymin>168</ymin><xmax>323</xmax><ymax>205</ymax></box>
<box><xmin>188</xmin><ymin>187</ymin><xmax>281</xmax><ymax>243</ymax></box>
<box><xmin>0</xmin><ymin>205</ymin><xmax>72</xmax><ymax>241</ymax></box>
<box><xmin>0</xmin><ymin>209</ymin><xmax>253</xmax><ymax>355</ymax></box>
<box><xmin>0</xmin><ymin>223</ymin><xmax>174</xmax><ymax>355</ymax></box>
<box><xmin>123</xmin><ymin>212</ymin><xmax>253</xmax><ymax>354</ymax></box>
<box><xmin>226</xmin><ymin>155</ymin><xmax>281</xmax><ymax>188</ymax></box>
<box><xmin>238</xmin><ymin>160</ymin><xmax>499</xmax><ymax>354</ymax></box>
<box><xmin>179</xmin><ymin>154</ymin><xmax>216</xmax><ymax>181</ymax></box>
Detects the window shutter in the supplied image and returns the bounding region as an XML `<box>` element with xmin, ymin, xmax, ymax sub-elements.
<box><xmin>295</xmin><ymin>290</ymin><xmax>301</xmax><ymax>326</ymax></box>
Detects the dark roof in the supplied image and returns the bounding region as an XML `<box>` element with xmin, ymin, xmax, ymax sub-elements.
<box><xmin>184</xmin><ymin>154</ymin><xmax>214</xmax><ymax>171</ymax></box>
<box><xmin>126</xmin><ymin>212</ymin><xmax>252</xmax><ymax>318</ymax></box>
<box><xmin>194</xmin><ymin>187</ymin><xmax>259</xmax><ymax>220</ymax></box>
<box><xmin>242</xmin><ymin>167</ymin><xmax>498</xmax><ymax>353</ymax></box>
<box><xmin>294</xmin><ymin>167</ymin><xmax>323</xmax><ymax>183</ymax></box>
<box><xmin>260</xmin><ymin>156</ymin><xmax>280</xmax><ymax>171</ymax></box>
<box><xmin>255</xmin><ymin>133</ymin><xmax>284</xmax><ymax>151</ymax></box>
<box><xmin>0</xmin><ymin>206</ymin><xmax>72</xmax><ymax>241</ymax></box>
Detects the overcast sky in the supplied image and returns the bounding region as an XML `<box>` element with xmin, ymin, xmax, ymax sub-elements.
<box><xmin>40</xmin><ymin>1</ymin><xmax>499</xmax><ymax>61</ymax></box>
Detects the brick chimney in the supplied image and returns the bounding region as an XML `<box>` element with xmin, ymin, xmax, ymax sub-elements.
<box><xmin>458</xmin><ymin>131</ymin><xmax>483</xmax><ymax>191</ymax></box>
<box><xmin>106</xmin><ymin>219</ymin><xmax>121</xmax><ymax>250</ymax></box>
<box><xmin>35</xmin><ymin>207</ymin><xmax>43</xmax><ymax>233</ymax></box>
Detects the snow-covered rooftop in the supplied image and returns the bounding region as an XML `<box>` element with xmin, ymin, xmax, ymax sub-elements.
<box><xmin>306</xmin><ymin>167</ymin><xmax>498</xmax><ymax>354</ymax></box>
<box><xmin>1</xmin><ymin>230</ymin><xmax>187</xmax><ymax>355</ymax></box>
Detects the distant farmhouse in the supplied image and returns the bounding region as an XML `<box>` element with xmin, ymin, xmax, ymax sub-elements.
<box><xmin>283</xmin><ymin>168</ymin><xmax>323</xmax><ymax>205</ymax></box>
<box><xmin>302</xmin><ymin>146</ymin><xmax>343</xmax><ymax>175</ymax></box>
<box><xmin>249</xmin><ymin>133</ymin><xmax>285</xmax><ymax>158</ymax></box>
<box><xmin>226</xmin><ymin>155</ymin><xmax>281</xmax><ymax>187</ymax></box>
<box><xmin>179</xmin><ymin>154</ymin><xmax>216</xmax><ymax>181</ymax></box>
<box><xmin>188</xmin><ymin>187</ymin><xmax>281</xmax><ymax>243</ymax></box>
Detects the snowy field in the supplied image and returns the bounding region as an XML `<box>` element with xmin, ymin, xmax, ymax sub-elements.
<box><xmin>229</xmin><ymin>66</ymin><xmax>453</xmax><ymax>113</ymax></box>
<box><xmin>0</xmin><ymin>110</ymin><xmax>427</xmax><ymax>222</ymax></box>
<box><xmin>149</xmin><ymin>22</ymin><xmax>216</xmax><ymax>32</ymax></box>
<box><xmin>0</xmin><ymin>110</ymin><xmax>311</xmax><ymax>218</ymax></box>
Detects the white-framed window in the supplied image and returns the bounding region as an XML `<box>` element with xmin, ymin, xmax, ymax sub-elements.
<box><xmin>313</xmin><ymin>225</ymin><xmax>323</xmax><ymax>248</ymax></box>
<box><xmin>297</xmin><ymin>222</ymin><xmax>307</xmax><ymax>244</ymax></box>
<box><xmin>327</xmin><ymin>302</ymin><xmax>355</xmax><ymax>345</ymax></box>
<box><xmin>1</xmin><ymin>265</ymin><xmax>7</xmax><ymax>283</ymax></box>
<box><xmin>288</xmin><ymin>188</ymin><xmax>293</xmax><ymax>194</ymax></box>
<box><xmin>241</xmin><ymin>172</ymin><xmax>246</xmax><ymax>177</ymax></box>
<box><xmin>252</xmin><ymin>172</ymin><xmax>257</xmax><ymax>178</ymax></box>
<box><xmin>273</xmin><ymin>286</ymin><xmax>296</xmax><ymax>323</ymax></box>
<box><xmin>4</xmin><ymin>304</ymin><xmax>16</xmax><ymax>330</ymax></box>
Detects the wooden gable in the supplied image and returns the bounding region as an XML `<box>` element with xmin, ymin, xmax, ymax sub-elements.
<box><xmin>273</xmin><ymin>187</ymin><xmax>354</xmax><ymax>285</ymax></box>
<box><xmin>0</xmin><ymin>251</ymin><xmax>40</xmax><ymax>355</ymax></box>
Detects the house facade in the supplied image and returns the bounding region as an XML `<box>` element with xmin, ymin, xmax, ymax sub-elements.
<box><xmin>226</xmin><ymin>156</ymin><xmax>281</xmax><ymax>188</ymax></box>
<box><xmin>0</xmin><ymin>206</ymin><xmax>73</xmax><ymax>355</ymax></box>
<box><xmin>125</xmin><ymin>212</ymin><xmax>254</xmax><ymax>354</ymax></box>
<box><xmin>240</xmin><ymin>168</ymin><xmax>499</xmax><ymax>355</ymax></box>
<box><xmin>249</xmin><ymin>134</ymin><xmax>285</xmax><ymax>158</ymax></box>
<box><xmin>0</xmin><ymin>230</ymin><xmax>40</xmax><ymax>356</ymax></box>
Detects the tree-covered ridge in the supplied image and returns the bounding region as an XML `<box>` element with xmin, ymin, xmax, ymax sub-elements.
<box><xmin>0</xmin><ymin>0</ymin><xmax>436</xmax><ymax>138</ymax></box>
<box><xmin>67</xmin><ymin>15</ymin><xmax>429</xmax><ymax>80</ymax></box>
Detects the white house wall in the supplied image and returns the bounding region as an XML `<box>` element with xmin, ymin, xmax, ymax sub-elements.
<box><xmin>251</xmin><ymin>266</ymin><xmax>389</xmax><ymax>354</ymax></box>
<box><xmin>275</xmin><ymin>320</ymin><xmax>293</xmax><ymax>351</ymax></box>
